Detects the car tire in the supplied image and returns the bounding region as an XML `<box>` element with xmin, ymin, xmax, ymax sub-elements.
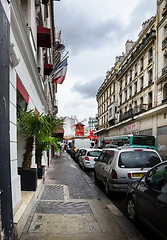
<box><xmin>105</xmin><ymin>180</ymin><xmax>110</xmax><ymax>197</ymax></box>
<box><xmin>126</xmin><ymin>197</ymin><xmax>137</xmax><ymax>223</ymax></box>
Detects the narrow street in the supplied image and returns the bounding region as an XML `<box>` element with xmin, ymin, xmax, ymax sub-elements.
<box><xmin>20</xmin><ymin>152</ymin><xmax>145</xmax><ymax>240</ymax></box>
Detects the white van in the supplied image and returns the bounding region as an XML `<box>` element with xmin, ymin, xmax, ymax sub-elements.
<box><xmin>71</xmin><ymin>138</ymin><xmax>95</xmax><ymax>158</ymax></box>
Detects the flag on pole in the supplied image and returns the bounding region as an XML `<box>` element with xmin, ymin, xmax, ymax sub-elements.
<box><xmin>51</xmin><ymin>57</ymin><xmax>68</xmax><ymax>84</ymax></box>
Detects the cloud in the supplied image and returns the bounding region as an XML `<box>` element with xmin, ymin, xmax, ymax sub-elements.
<box><xmin>72</xmin><ymin>76</ymin><xmax>103</xmax><ymax>99</ymax></box>
<box><xmin>54</xmin><ymin>0</ymin><xmax>156</xmax><ymax>122</ymax></box>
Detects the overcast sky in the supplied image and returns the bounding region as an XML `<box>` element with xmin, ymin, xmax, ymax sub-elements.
<box><xmin>54</xmin><ymin>0</ymin><xmax>156</xmax><ymax>125</ymax></box>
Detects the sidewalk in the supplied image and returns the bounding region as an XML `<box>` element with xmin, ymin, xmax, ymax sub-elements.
<box><xmin>19</xmin><ymin>152</ymin><xmax>145</xmax><ymax>240</ymax></box>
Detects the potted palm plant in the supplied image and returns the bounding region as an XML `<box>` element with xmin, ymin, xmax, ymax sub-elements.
<box><xmin>17</xmin><ymin>110</ymin><xmax>44</xmax><ymax>190</ymax></box>
<box><xmin>17</xmin><ymin>110</ymin><xmax>64</xmax><ymax>188</ymax></box>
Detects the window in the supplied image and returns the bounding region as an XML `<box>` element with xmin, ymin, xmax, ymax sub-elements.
<box><xmin>140</xmin><ymin>57</ymin><xmax>144</xmax><ymax>71</ymax></box>
<box><xmin>87</xmin><ymin>151</ymin><xmax>101</xmax><ymax>158</ymax></box>
<box><xmin>148</xmin><ymin>47</ymin><xmax>153</xmax><ymax>63</ymax></box>
<box><xmin>125</xmin><ymin>74</ymin><xmax>128</xmax><ymax>85</ymax></box>
<box><xmin>120</xmin><ymin>94</ymin><xmax>122</xmax><ymax>104</ymax></box>
<box><xmin>102</xmin><ymin>150</ymin><xmax>115</xmax><ymax>164</ymax></box>
<box><xmin>148</xmin><ymin>70</ymin><xmax>153</xmax><ymax>84</ymax></box>
<box><xmin>140</xmin><ymin>97</ymin><xmax>143</xmax><ymax>104</ymax></box>
<box><xmin>163</xmin><ymin>83</ymin><xmax>167</xmax><ymax>100</ymax></box>
<box><xmin>134</xmin><ymin>82</ymin><xmax>137</xmax><ymax>94</ymax></box>
<box><xmin>130</xmin><ymin>69</ymin><xmax>132</xmax><ymax>81</ymax></box>
<box><xmin>157</xmin><ymin>126</ymin><xmax>167</xmax><ymax>136</ymax></box>
<box><xmin>135</xmin><ymin>64</ymin><xmax>138</xmax><ymax>76</ymax></box>
<box><xmin>113</xmin><ymin>82</ymin><xmax>115</xmax><ymax>92</ymax></box>
<box><xmin>129</xmin><ymin>86</ymin><xmax>132</xmax><ymax>98</ymax></box>
<box><xmin>145</xmin><ymin>164</ymin><xmax>167</xmax><ymax>193</ymax></box>
<box><xmin>125</xmin><ymin>90</ymin><xmax>127</xmax><ymax>101</ymax></box>
<box><xmin>120</xmin><ymin>80</ymin><xmax>122</xmax><ymax>90</ymax></box>
<box><xmin>140</xmin><ymin>77</ymin><xmax>144</xmax><ymax>90</ymax></box>
<box><xmin>118</xmin><ymin>151</ymin><xmax>161</xmax><ymax>168</ymax></box>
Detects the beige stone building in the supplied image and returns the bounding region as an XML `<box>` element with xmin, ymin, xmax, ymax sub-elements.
<box><xmin>96</xmin><ymin>0</ymin><xmax>167</xmax><ymax>160</ymax></box>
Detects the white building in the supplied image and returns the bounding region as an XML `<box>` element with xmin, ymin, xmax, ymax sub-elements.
<box><xmin>63</xmin><ymin>116</ymin><xmax>76</xmax><ymax>138</ymax></box>
<box><xmin>1</xmin><ymin>0</ymin><xmax>61</xmax><ymax>238</ymax></box>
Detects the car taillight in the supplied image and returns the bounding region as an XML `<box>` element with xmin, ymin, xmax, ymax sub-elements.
<box><xmin>85</xmin><ymin>157</ymin><xmax>89</xmax><ymax>161</ymax></box>
<box><xmin>111</xmin><ymin>170</ymin><xmax>117</xmax><ymax>179</ymax></box>
<box><xmin>128</xmin><ymin>173</ymin><xmax>132</xmax><ymax>178</ymax></box>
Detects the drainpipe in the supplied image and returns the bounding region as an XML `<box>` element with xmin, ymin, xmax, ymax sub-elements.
<box><xmin>0</xmin><ymin>2</ymin><xmax>13</xmax><ymax>239</ymax></box>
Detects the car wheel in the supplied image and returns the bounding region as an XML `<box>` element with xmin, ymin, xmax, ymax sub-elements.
<box><xmin>105</xmin><ymin>180</ymin><xmax>110</xmax><ymax>196</ymax></box>
<box><xmin>126</xmin><ymin>197</ymin><xmax>137</xmax><ymax>223</ymax></box>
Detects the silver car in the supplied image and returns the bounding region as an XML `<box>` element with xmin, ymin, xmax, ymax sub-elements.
<box><xmin>78</xmin><ymin>148</ymin><xmax>102</xmax><ymax>170</ymax></box>
<box><xmin>94</xmin><ymin>147</ymin><xmax>162</xmax><ymax>194</ymax></box>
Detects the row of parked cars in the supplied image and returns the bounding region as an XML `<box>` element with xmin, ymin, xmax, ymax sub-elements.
<box><xmin>72</xmin><ymin>146</ymin><xmax>167</xmax><ymax>240</ymax></box>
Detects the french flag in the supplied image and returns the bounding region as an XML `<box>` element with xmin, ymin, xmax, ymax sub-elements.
<box><xmin>51</xmin><ymin>57</ymin><xmax>68</xmax><ymax>84</ymax></box>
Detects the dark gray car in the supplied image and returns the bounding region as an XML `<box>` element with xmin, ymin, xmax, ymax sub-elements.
<box><xmin>126</xmin><ymin>161</ymin><xmax>167</xmax><ymax>240</ymax></box>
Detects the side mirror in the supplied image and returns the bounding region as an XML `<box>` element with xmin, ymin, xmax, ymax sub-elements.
<box><xmin>140</xmin><ymin>178</ymin><xmax>146</xmax><ymax>186</ymax></box>
<box><xmin>94</xmin><ymin>158</ymin><xmax>98</xmax><ymax>162</ymax></box>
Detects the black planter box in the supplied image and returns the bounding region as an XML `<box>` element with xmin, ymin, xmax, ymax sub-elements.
<box><xmin>37</xmin><ymin>166</ymin><xmax>45</xmax><ymax>179</ymax></box>
<box><xmin>18</xmin><ymin>168</ymin><xmax>37</xmax><ymax>191</ymax></box>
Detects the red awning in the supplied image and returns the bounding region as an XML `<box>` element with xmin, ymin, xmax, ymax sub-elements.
<box><xmin>44</xmin><ymin>63</ymin><xmax>53</xmax><ymax>75</ymax></box>
<box><xmin>57</xmin><ymin>127</ymin><xmax>64</xmax><ymax>134</ymax></box>
<box><xmin>37</xmin><ymin>26</ymin><xmax>51</xmax><ymax>48</ymax></box>
<box><xmin>17</xmin><ymin>77</ymin><xmax>29</xmax><ymax>104</ymax></box>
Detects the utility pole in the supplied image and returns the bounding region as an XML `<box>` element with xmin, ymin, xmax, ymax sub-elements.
<box><xmin>0</xmin><ymin>2</ymin><xmax>13</xmax><ymax>239</ymax></box>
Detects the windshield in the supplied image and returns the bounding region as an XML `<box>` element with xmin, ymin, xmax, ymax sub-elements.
<box><xmin>132</xmin><ymin>135</ymin><xmax>155</xmax><ymax>146</ymax></box>
<box><xmin>87</xmin><ymin>151</ymin><xmax>101</xmax><ymax>157</ymax></box>
<box><xmin>118</xmin><ymin>151</ymin><xmax>161</xmax><ymax>168</ymax></box>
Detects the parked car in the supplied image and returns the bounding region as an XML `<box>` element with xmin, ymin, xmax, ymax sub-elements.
<box><xmin>126</xmin><ymin>161</ymin><xmax>167</xmax><ymax>240</ymax></box>
<box><xmin>94</xmin><ymin>147</ymin><xmax>162</xmax><ymax>194</ymax></box>
<box><xmin>74</xmin><ymin>148</ymin><xmax>86</xmax><ymax>163</ymax></box>
<box><xmin>78</xmin><ymin>148</ymin><xmax>102</xmax><ymax>170</ymax></box>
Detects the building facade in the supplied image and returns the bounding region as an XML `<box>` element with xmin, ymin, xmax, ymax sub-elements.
<box><xmin>1</xmin><ymin>0</ymin><xmax>63</xmax><ymax>238</ymax></box>
<box><xmin>96</xmin><ymin>0</ymin><xmax>167</xmax><ymax>160</ymax></box>
<box><xmin>88</xmin><ymin>116</ymin><xmax>98</xmax><ymax>133</ymax></box>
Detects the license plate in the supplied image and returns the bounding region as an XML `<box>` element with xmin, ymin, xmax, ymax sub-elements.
<box><xmin>132</xmin><ymin>173</ymin><xmax>144</xmax><ymax>178</ymax></box>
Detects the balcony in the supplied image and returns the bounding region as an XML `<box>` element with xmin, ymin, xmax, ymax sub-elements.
<box><xmin>140</xmin><ymin>103</ymin><xmax>147</xmax><ymax>111</ymax></box>
<box><xmin>44</xmin><ymin>63</ymin><xmax>53</xmax><ymax>75</ymax></box>
<box><xmin>133</xmin><ymin>106</ymin><xmax>139</xmax><ymax>115</ymax></box>
<box><xmin>37</xmin><ymin>26</ymin><xmax>51</xmax><ymax>48</ymax></box>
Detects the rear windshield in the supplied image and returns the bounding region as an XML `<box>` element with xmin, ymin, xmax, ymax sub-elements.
<box><xmin>118</xmin><ymin>151</ymin><xmax>161</xmax><ymax>168</ymax></box>
<box><xmin>87</xmin><ymin>151</ymin><xmax>101</xmax><ymax>157</ymax></box>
